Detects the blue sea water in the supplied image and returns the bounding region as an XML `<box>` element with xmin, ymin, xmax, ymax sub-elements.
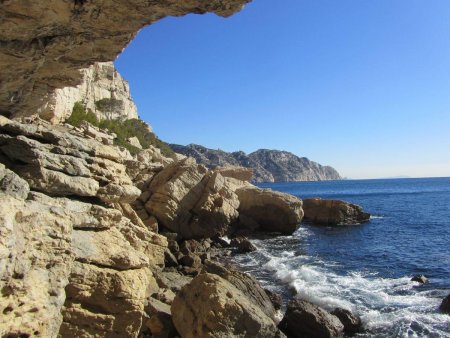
<box><xmin>230</xmin><ymin>178</ymin><xmax>450</xmax><ymax>337</ymax></box>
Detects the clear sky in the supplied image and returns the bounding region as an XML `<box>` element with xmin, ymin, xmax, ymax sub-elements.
<box><xmin>115</xmin><ymin>0</ymin><xmax>450</xmax><ymax>179</ymax></box>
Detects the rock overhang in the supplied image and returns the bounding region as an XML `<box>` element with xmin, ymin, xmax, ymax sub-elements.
<box><xmin>0</xmin><ymin>0</ymin><xmax>252</xmax><ymax>117</ymax></box>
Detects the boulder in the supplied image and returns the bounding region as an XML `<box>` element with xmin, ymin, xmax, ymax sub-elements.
<box><xmin>203</xmin><ymin>260</ymin><xmax>276</xmax><ymax>320</ymax></box>
<box><xmin>127</xmin><ymin>136</ymin><xmax>142</xmax><ymax>149</ymax></box>
<box><xmin>411</xmin><ymin>275</ymin><xmax>428</xmax><ymax>284</ymax></box>
<box><xmin>278</xmin><ymin>299</ymin><xmax>344</xmax><ymax>338</ymax></box>
<box><xmin>230</xmin><ymin>236</ymin><xmax>257</xmax><ymax>253</ymax></box>
<box><xmin>331</xmin><ymin>308</ymin><xmax>362</xmax><ymax>335</ymax></box>
<box><xmin>171</xmin><ymin>273</ymin><xmax>284</xmax><ymax>338</ymax></box>
<box><xmin>236</xmin><ymin>186</ymin><xmax>303</xmax><ymax>234</ymax></box>
<box><xmin>145</xmin><ymin>158</ymin><xmax>239</xmax><ymax>239</ymax></box>
<box><xmin>440</xmin><ymin>294</ymin><xmax>450</xmax><ymax>314</ymax></box>
<box><xmin>303</xmin><ymin>198</ymin><xmax>370</xmax><ymax>225</ymax></box>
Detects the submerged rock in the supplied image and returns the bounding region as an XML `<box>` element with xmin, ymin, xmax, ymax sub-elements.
<box><xmin>278</xmin><ymin>299</ymin><xmax>344</xmax><ymax>338</ymax></box>
<box><xmin>303</xmin><ymin>198</ymin><xmax>370</xmax><ymax>225</ymax></box>
<box><xmin>171</xmin><ymin>273</ymin><xmax>284</xmax><ymax>338</ymax></box>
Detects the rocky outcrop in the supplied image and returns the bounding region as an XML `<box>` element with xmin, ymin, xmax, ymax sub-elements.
<box><xmin>0</xmin><ymin>116</ymin><xmax>167</xmax><ymax>337</ymax></box>
<box><xmin>236</xmin><ymin>186</ymin><xmax>304</xmax><ymax>234</ymax></box>
<box><xmin>36</xmin><ymin>62</ymin><xmax>139</xmax><ymax>124</ymax></box>
<box><xmin>170</xmin><ymin>144</ymin><xmax>341</xmax><ymax>183</ymax></box>
<box><xmin>0</xmin><ymin>116</ymin><xmax>140</xmax><ymax>204</ymax></box>
<box><xmin>303</xmin><ymin>198</ymin><xmax>370</xmax><ymax>225</ymax></box>
<box><xmin>1</xmin><ymin>0</ymin><xmax>251</xmax><ymax>117</ymax></box>
<box><xmin>140</xmin><ymin>158</ymin><xmax>240</xmax><ymax>239</ymax></box>
<box><xmin>171</xmin><ymin>273</ymin><xmax>284</xmax><ymax>338</ymax></box>
<box><xmin>279</xmin><ymin>299</ymin><xmax>344</xmax><ymax>338</ymax></box>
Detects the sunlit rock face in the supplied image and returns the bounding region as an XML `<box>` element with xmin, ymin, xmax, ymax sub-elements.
<box><xmin>0</xmin><ymin>0</ymin><xmax>252</xmax><ymax>118</ymax></box>
<box><xmin>37</xmin><ymin>62</ymin><xmax>139</xmax><ymax>124</ymax></box>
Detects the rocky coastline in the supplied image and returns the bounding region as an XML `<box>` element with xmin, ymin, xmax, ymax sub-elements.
<box><xmin>1</xmin><ymin>1</ymin><xmax>448</xmax><ymax>336</ymax></box>
<box><xmin>0</xmin><ymin>115</ymin><xmax>367</xmax><ymax>337</ymax></box>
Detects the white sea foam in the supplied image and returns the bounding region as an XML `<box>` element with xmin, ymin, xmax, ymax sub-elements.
<box><xmin>262</xmin><ymin>254</ymin><xmax>449</xmax><ymax>337</ymax></box>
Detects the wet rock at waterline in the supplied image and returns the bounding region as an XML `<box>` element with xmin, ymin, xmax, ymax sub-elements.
<box><xmin>303</xmin><ymin>198</ymin><xmax>370</xmax><ymax>225</ymax></box>
<box><xmin>278</xmin><ymin>299</ymin><xmax>344</xmax><ymax>338</ymax></box>
<box><xmin>331</xmin><ymin>308</ymin><xmax>363</xmax><ymax>335</ymax></box>
<box><xmin>411</xmin><ymin>275</ymin><xmax>428</xmax><ymax>284</ymax></box>
<box><xmin>440</xmin><ymin>294</ymin><xmax>450</xmax><ymax>314</ymax></box>
<box><xmin>236</xmin><ymin>186</ymin><xmax>304</xmax><ymax>234</ymax></box>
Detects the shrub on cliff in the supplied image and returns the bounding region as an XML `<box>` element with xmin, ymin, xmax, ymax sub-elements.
<box><xmin>67</xmin><ymin>102</ymin><xmax>99</xmax><ymax>126</ymax></box>
<box><xmin>66</xmin><ymin>102</ymin><xmax>174</xmax><ymax>157</ymax></box>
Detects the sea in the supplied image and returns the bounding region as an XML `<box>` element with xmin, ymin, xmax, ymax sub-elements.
<box><xmin>230</xmin><ymin>177</ymin><xmax>450</xmax><ymax>337</ymax></box>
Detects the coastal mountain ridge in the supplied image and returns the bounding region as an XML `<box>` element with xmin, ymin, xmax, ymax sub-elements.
<box><xmin>170</xmin><ymin>143</ymin><xmax>341</xmax><ymax>183</ymax></box>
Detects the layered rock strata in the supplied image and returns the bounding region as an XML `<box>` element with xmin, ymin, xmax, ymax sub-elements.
<box><xmin>0</xmin><ymin>116</ymin><xmax>167</xmax><ymax>338</ymax></box>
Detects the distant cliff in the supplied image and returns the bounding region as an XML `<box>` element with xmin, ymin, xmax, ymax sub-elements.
<box><xmin>170</xmin><ymin>144</ymin><xmax>341</xmax><ymax>183</ymax></box>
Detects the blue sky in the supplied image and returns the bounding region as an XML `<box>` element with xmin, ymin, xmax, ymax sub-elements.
<box><xmin>115</xmin><ymin>0</ymin><xmax>450</xmax><ymax>179</ymax></box>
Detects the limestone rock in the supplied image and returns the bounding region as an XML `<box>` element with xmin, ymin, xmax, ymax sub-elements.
<box><xmin>0</xmin><ymin>189</ymin><xmax>74</xmax><ymax>338</ymax></box>
<box><xmin>0</xmin><ymin>117</ymin><xmax>140</xmax><ymax>204</ymax></box>
<box><xmin>145</xmin><ymin>158</ymin><xmax>239</xmax><ymax>239</ymax></box>
<box><xmin>1</xmin><ymin>1</ymin><xmax>251</xmax><ymax>118</ymax></box>
<box><xmin>236</xmin><ymin>186</ymin><xmax>303</xmax><ymax>234</ymax></box>
<box><xmin>171</xmin><ymin>273</ymin><xmax>284</xmax><ymax>338</ymax></box>
<box><xmin>128</xmin><ymin>136</ymin><xmax>143</xmax><ymax>149</ymax></box>
<box><xmin>303</xmin><ymin>198</ymin><xmax>370</xmax><ymax>225</ymax></box>
<box><xmin>0</xmin><ymin>163</ymin><xmax>29</xmax><ymax>199</ymax></box>
<box><xmin>279</xmin><ymin>299</ymin><xmax>344</xmax><ymax>338</ymax></box>
<box><xmin>170</xmin><ymin>144</ymin><xmax>341</xmax><ymax>183</ymax></box>
<box><xmin>203</xmin><ymin>260</ymin><xmax>276</xmax><ymax>321</ymax></box>
<box><xmin>38</xmin><ymin>62</ymin><xmax>139</xmax><ymax>124</ymax></box>
<box><xmin>59</xmin><ymin>262</ymin><xmax>158</xmax><ymax>338</ymax></box>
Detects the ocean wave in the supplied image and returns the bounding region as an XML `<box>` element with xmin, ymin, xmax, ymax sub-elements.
<box><xmin>260</xmin><ymin>254</ymin><xmax>448</xmax><ymax>337</ymax></box>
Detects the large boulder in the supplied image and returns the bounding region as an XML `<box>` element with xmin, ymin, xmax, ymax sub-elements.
<box><xmin>278</xmin><ymin>299</ymin><xmax>344</xmax><ymax>338</ymax></box>
<box><xmin>236</xmin><ymin>186</ymin><xmax>303</xmax><ymax>234</ymax></box>
<box><xmin>303</xmin><ymin>198</ymin><xmax>370</xmax><ymax>225</ymax></box>
<box><xmin>171</xmin><ymin>273</ymin><xmax>284</xmax><ymax>338</ymax></box>
<box><xmin>145</xmin><ymin>158</ymin><xmax>239</xmax><ymax>239</ymax></box>
<box><xmin>203</xmin><ymin>260</ymin><xmax>276</xmax><ymax>320</ymax></box>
